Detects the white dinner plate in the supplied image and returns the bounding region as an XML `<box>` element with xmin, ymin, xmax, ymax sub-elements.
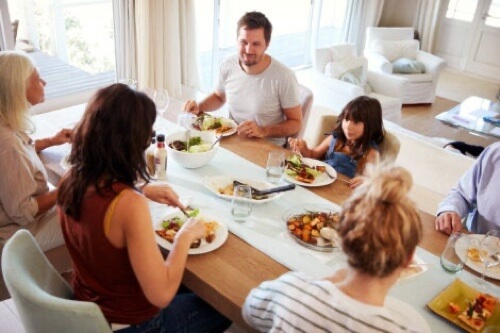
<box><xmin>283</xmin><ymin>158</ymin><xmax>337</xmax><ymax>187</ymax></box>
<box><xmin>192</xmin><ymin>117</ymin><xmax>237</xmax><ymax>137</ymax></box>
<box><xmin>203</xmin><ymin>176</ymin><xmax>285</xmax><ymax>204</ymax></box>
<box><xmin>154</xmin><ymin>211</ymin><xmax>228</xmax><ymax>255</ymax></box>
<box><xmin>60</xmin><ymin>154</ymin><xmax>71</xmax><ymax>170</ymax></box>
<box><xmin>385</xmin><ymin>297</ymin><xmax>431</xmax><ymax>333</ymax></box>
<box><xmin>455</xmin><ymin>234</ymin><xmax>500</xmax><ymax>280</ymax></box>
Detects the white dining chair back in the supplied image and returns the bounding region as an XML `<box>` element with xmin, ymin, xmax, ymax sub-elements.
<box><xmin>296</xmin><ymin>84</ymin><xmax>314</xmax><ymax>140</ymax></box>
<box><xmin>1</xmin><ymin>230</ymin><xmax>112</xmax><ymax>333</ymax></box>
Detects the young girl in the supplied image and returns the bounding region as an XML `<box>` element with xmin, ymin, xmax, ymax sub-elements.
<box><xmin>288</xmin><ymin>96</ymin><xmax>385</xmax><ymax>188</ymax></box>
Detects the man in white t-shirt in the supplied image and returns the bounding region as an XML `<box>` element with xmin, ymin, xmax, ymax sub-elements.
<box><xmin>183</xmin><ymin>11</ymin><xmax>302</xmax><ymax>146</ymax></box>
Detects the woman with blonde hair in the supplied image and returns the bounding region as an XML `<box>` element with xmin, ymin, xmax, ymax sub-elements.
<box><xmin>0</xmin><ymin>50</ymin><xmax>72</xmax><ymax>251</ymax></box>
<box><xmin>243</xmin><ymin>165</ymin><xmax>427</xmax><ymax>333</ymax></box>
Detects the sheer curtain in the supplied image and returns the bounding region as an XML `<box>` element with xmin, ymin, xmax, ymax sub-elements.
<box><xmin>414</xmin><ymin>0</ymin><xmax>442</xmax><ymax>52</ymax></box>
<box><xmin>342</xmin><ymin>0</ymin><xmax>385</xmax><ymax>54</ymax></box>
<box><xmin>113</xmin><ymin>0</ymin><xmax>199</xmax><ymax>97</ymax></box>
<box><xmin>113</xmin><ymin>0</ymin><xmax>137</xmax><ymax>83</ymax></box>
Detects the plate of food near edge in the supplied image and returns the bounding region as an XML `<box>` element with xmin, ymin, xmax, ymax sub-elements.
<box><xmin>455</xmin><ymin>234</ymin><xmax>500</xmax><ymax>280</ymax></box>
<box><xmin>191</xmin><ymin>113</ymin><xmax>237</xmax><ymax>136</ymax></box>
<box><xmin>154</xmin><ymin>210</ymin><xmax>228</xmax><ymax>255</ymax></box>
<box><xmin>428</xmin><ymin>278</ymin><xmax>499</xmax><ymax>332</ymax></box>
<box><xmin>284</xmin><ymin>154</ymin><xmax>337</xmax><ymax>187</ymax></box>
<box><xmin>203</xmin><ymin>176</ymin><xmax>287</xmax><ymax>204</ymax></box>
<box><xmin>283</xmin><ymin>204</ymin><xmax>341</xmax><ymax>252</ymax></box>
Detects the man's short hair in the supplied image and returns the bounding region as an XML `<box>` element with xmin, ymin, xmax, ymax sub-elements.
<box><xmin>237</xmin><ymin>11</ymin><xmax>272</xmax><ymax>45</ymax></box>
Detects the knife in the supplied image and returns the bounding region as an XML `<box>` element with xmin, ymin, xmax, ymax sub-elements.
<box><xmin>233</xmin><ymin>180</ymin><xmax>296</xmax><ymax>196</ymax></box>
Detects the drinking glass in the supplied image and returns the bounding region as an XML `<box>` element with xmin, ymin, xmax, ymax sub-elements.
<box><xmin>118</xmin><ymin>78</ymin><xmax>138</xmax><ymax>90</ymax></box>
<box><xmin>440</xmin><ymin>232</ymin><xmax>468</xmax><ymax>273</ymax></box>
<box><xmin>231</xmin><ymin>185</ymin><xmax>253</xmax><ymax>222</ymax></box>
<box><xmin>476</xmin><ymin>230</ymin><xmax>500</xmax><ymax>291</ymax></box>
<box><xmin>177</xmin><ymin>113</ymin><xmax>195</xmax><ymax>150</ymax></box>
<box><xmin>143</xmin><ymin>88</ymin><xmax>170</xmax><ymax>132</ymax></box>
<box><xmin>266</xmin><ymin>150</ymin><xmax>285</xmax><ymax>183</ymax></box>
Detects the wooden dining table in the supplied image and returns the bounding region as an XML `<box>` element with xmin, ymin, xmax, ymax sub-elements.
<box><xmin>33</xmin><ymin>101</ymin><xmax>500</xmax><ymax>333</ymax></box>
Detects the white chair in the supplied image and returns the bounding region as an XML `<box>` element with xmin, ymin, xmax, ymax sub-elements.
<box><xmin>309</xmin><ymin>44</ymin><xmax>405</xmax><ymax>124</ymax></box>
<box><xmin>364</xmin><ymin>27</ymin><xmax>446</xmax><ymax>104</ymax></box>
<box><xmin>296</xmin><ymin>84</ymin><xmax>314</xmax><ymax>140</ymax></box>
<box><xmin>311</xmin><ymin>114</ymin><xmax>400</xmax><ymax>163</ymax></box>
<box><xmin>1</xmin><ymin>230</ymin><xmax>112</xmax><ymax>333</ymax></box>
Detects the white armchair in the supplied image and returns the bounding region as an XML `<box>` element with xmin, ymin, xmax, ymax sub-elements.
<box><xmin>364</xmin><ymin>27</ymin><xmax>447</xmax><ymax>104</ymax></box>
<box><xmin>306</xmin><ymin>43</ymin><xmax>405</xmax><ymax>124</ymax></box>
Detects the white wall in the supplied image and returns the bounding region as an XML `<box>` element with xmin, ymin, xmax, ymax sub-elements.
<box><xmin>379</xmin><ymin>0</ymin><xmax>416</xmax><ymax>27</ymax></box>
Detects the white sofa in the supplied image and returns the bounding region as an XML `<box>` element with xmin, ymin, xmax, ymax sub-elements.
<box><xmin>364</xmin><ymin>27</ymin><xmax>447</xmax><ymax>104</ymax></box>
<box><xmin>295</xmin><ymin>44</ymin><xmax>405</xmax><ymax>125</ymax></box>
<box><xmin>303</xmin><ymin>105</ymin><xmax>475</xmax><ymax>215</ymax></box>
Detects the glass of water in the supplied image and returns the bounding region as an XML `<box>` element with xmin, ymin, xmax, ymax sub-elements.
<box><xmin>231</xmin><ymin>185</ymin><xmax>253</xmax><ymax>222</ymax></box>
<box><xmin>266</xmin><ymin>150</ymin><xmax>285</xmax><ymax>183</ymax></box>
<box><xmin>440</xmin><ymin>232</ymin><xmax>468</xmax><ymax>273</ymax></box>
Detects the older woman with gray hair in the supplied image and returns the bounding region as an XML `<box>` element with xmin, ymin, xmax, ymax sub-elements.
<box><xmin>0</xmin><ymin>50</ymin><xmax>72</xmax><ymax>251</ymax></box>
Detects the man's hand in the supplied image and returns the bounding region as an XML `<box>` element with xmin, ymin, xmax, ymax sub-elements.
<box><xmin>435</xmin><ymin>211</ymin><xmax>464</xmax><ymax>235</ymax></box>
<box><xmin>182</xmin><ymin>100</ymin><xmax>200</xmax><ymax>115</ymax></box>
<box><xmin>237</xmin><ymin>120</ymin><xmax>267</xmax><ymax>138</ymax></box>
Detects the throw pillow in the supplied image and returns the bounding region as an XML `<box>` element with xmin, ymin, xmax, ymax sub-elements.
<box><xmin>371</xmin><ymin>39</ymin><xmax>419</xmax><ymax>62</ymax></box>
<box><xmin>324</xmin><ymin>56</ymin><xmax>367</xmax><ymax>87</ymax></box>
<box><xmin>339</xmin><ymin>67</ymin><xmax>363</xmax><ymax>85</ymax></box>
<box><xmin>329</xmin><ymin>44</ymin><xmax>357</xmax><ymax>62</ymax></box>
<box><xmin>392</xmin><ymin>57</ymin><xmax>426</xmax><ymax>74</ymax></box>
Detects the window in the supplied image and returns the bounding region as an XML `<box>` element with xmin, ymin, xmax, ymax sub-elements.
<box><xmin>6</xmin><ymin>0</ymin><xmax>116</xmax><ymax>101</ymax></box>
<box><xmin>194</xmin><ymin>0</ymin><xmax>348</xmax><ymax>92</ymax></box>
<box><xmin>445</xmin><ymin>0</ymin><xmax>479</xmax><ymax>22</ymax></box>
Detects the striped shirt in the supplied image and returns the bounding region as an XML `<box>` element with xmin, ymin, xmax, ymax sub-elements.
<box><xmin>242</xmin><ymin>271</ymin><xmax>426</xmax><ymax>333</ymax></box>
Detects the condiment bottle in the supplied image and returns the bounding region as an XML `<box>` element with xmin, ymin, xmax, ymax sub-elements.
<box><xmin>154</xmin><ymin>134</ymin><xmax>167</xmax><ymax>180</ymax></box>
<box><xmin>146</xmin><ymin>131</ymin><xmax>156</xmax><ymax>176</ymax></box>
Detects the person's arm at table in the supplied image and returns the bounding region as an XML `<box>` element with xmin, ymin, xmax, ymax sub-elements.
<box><xmin>109</xmin><ymin>190</ymin><xmax>205</xmax><ymax>307</ymax></box>
<box><xmin>237</xmin><ymin>105</ymin><xmax>302</xmax><ymax>139</ymax></box>
<box><xmin>435</xmin><ymin>148</ymin><xmax>485</xmax><ymax>235</ymax></box>
<box><xmin>288</xmin><ymin>135</ymin><xmax>331</xmax><ymax>160</ymax></box>
<box><xmin>183</xmin><ymin>90</ymin><xmax>226</xmax><ymax>115</ymax></box>
<box><xmin>35</xmin><ymin>128</ymin><xmax>73</xmax><ymax>152</ymax></box>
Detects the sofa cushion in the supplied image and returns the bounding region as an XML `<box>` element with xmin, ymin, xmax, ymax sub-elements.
<box><xmin>372</xmin><ymin>39</ymin><xmax>419</xmax><ymax>62</ymax></box>
<box><xmin>324</xmin><ymin>56</ymin><xmax>367</xmax><ymax>87</ymax></box>
<box><xmin>392</xmin><ymin>57</ymin><xmax>426</xmax><ymax>74</ymax></box>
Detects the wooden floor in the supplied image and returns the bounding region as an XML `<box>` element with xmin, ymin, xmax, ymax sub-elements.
<box><xmin>401</xmin><ymin>97</ymin><xmax>498</xmax><ymax>148</ymax></box>
<box><xmin>29</xmin><ymin>51</ymin><xmax>115</xmax><ymax>100</ymax></box>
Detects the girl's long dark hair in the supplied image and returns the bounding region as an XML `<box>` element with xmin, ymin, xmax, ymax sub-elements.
<box><xmin>332</xmin><ymin>96</ymin><xmax>385</xmax><ymax>159</ymax></box>
<box><xmin>58</xmin><ymin>83</ymin><xmax>156</xmax><ymax>219</ymax></box>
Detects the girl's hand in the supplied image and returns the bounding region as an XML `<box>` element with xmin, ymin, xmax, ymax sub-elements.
<box><xmin>176</xmin><ymin>217</ymin><xmax>205</xmax><ymax>242</ymax></box>
<box><xmin>287</xmin><ymin>138</ymin><xmax>310</xmax><ymax>157</ymax></box>
<box><xmin>51</xmin><ymin>128</ymin><xmax>73</xmax><ymax>145</ymax></box>
<box><xmin>349</xmin><ymin>176</ymin><xmax>364</xmax><ymax>189</ymax></box>
<box><xmin>142</xmin><ymin>183</ymin><xmax>184</xmax><ymax>209</ymax></box>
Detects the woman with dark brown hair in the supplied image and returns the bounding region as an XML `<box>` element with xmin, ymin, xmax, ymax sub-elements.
<box><xmin>58</xmin><ymin>83</ymin><xmax>230</xmax><ymax>332</ymax></box>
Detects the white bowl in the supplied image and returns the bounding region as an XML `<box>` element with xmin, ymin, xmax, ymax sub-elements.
<box><xmin>165</xmin><ymin>130</ymin><xmax>218</xmax><ymax>169</ymax></box>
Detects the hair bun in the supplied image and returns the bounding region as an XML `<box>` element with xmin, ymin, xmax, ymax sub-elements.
<box><xmin>363</xmin><ymin>164</ymin><xmax>412</xmax><ymax>204</ymax></box>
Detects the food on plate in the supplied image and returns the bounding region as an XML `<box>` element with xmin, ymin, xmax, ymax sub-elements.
<box><xmin>285</xmin><ymin>154</ymin><xmax>325</xmax><ymax>184</ymax></box>
<box><xmin>456</xmin><ymin>293</ymin><xmax>497</xmax><ymax>331</ymax></box>
<box><xmin>168</xmin><ymin>136</ymin><xmax>213</xmax><ymax>153</ymax></box>
<box><xmin>467</xmin><ymin>247</ymin><xmax>484</xmax><ymax>263</ymax></box>
<box><xmin>217</xmin><ymin>183</ymin><xmax>269</xmax><ymax>200</ymax></box>
<box><xmin>286</xmin><ymin>211</ymin><xmax>340</xmax><ymax>246</ymax></box>
<box><xmin>192</xmin><ymin>114</ymin><xmax>234</xmax><ymax>135</ymax></box>
<box><xmin>155</xmin><ymin>215</ymin><xmax>219</xmax><ymax>249</ymax></box>
<box><xmin>448</xmin><ymin>302</ymin><xmax>461</xmax><ymax>314</ymax></box>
